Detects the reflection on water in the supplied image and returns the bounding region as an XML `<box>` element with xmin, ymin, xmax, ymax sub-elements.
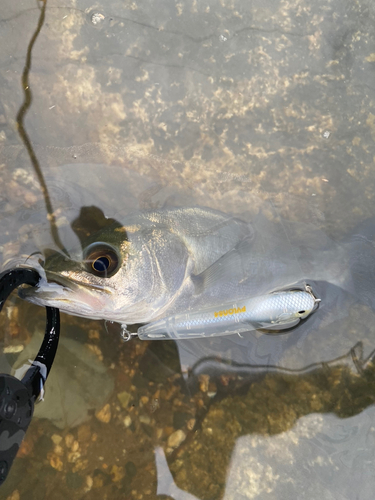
<box><xmin>1</xmin><ymin>0</ymin><xmax>375</xmax><ymax>499</ymax></box>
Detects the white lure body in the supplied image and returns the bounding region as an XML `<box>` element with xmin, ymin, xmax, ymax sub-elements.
<box><xmin>137</xmin><ymin>288</ymin><xmax>319</xmax><ymax>340</ymax></box>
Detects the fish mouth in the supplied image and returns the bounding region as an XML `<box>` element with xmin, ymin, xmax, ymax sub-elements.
<box><xmin>19</xmin><ymin>271</ymin><xmax>76</xmax><ymax>302</ymax></box>
<box><xmin>19</xmin><ymin>270</ymin><xmax>111</xmax><ymax>314</ymax></box>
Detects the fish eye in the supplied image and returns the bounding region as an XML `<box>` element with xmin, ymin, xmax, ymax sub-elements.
<box><xmin>298</xmin><ymin>310</ymin><xmax>306</xmax><ymax>315</ymax></box>
<box><xmin>83</xmin><ymin>243</ymin><xmax>120</xmax><ymax>278</ymax></box>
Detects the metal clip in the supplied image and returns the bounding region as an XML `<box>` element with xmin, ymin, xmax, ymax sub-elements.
<box><xmin>120</xmin><ymin>324</ymin><xmax>138</xmax><ymax>342</ymax></box>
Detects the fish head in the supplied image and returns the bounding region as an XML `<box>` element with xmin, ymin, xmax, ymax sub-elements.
<box><xmin>19</xmin><ymin>222</ymin><xmax>191</xmax><ymax>324</ymax></box>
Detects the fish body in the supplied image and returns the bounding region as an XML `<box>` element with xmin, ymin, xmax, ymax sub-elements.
<box><xmin>138</xmin><ymin>289</ymin><xmax>318</xmax><ymax>340</ymax></box>
<box><xmin>19</xmin><ymin>205</ymin><xmax>351</xmax><ymax>328</ymax></box>
<box><xmin>20</xmin><ymin>207</ymin><xmax>255</xmax><ymax>324</ymax></box>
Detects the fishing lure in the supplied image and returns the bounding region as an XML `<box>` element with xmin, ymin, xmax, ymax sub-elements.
<box><xmin>137</xmin><ymin>285</ymin><xmax>320</xmax><ymax>340</ymax></box>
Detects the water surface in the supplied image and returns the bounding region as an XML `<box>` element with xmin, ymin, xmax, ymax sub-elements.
<box><xmin>1</xmin><ymin>0</ymin><xmax>375</xmax><ymax>499</ymax></box>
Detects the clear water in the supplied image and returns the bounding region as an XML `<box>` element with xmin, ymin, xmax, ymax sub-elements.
<box><xmin>1</xmin><ymin>0</ymin><xmax>375</xmax><ymax>499</ymax></box>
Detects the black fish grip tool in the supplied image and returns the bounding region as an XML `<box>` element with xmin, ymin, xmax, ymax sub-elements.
<box><xmin>0</xmin><ymin>268</ymin><xmax>60</xmax><ymax>486</ymax></box>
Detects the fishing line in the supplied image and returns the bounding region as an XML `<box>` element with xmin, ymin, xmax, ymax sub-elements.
<box><xmin>15</xmin><ymin>0</ymin><xmax>68</xmax><ymax>256</ymax></box>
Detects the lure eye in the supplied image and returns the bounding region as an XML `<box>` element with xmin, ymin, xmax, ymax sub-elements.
<box><xmin>84</xmin><ymin>243</ymin><xmax>120</xmax><ymax>278</ymax></box>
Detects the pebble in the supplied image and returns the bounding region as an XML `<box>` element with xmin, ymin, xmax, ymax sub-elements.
<box><xmin>51</xmin><ymin>434</ymin><xmax>62</xmax><ymax>445</ymax></box>
<box><xmin>95</xmin><ymin>403</ymin><xmax>111</xmax><ymax>423</ymax></box>
<box><xmin>84</xmin><ymin>476</ymin><xmax>93</xmax><ymax>493</ymax></box>
<box><xmin>72</xmin><ymin>458</ymin><xmax>89</xmax><ymax>473</ymax></box>
<box><xmin>49</xmin><ymin>454</ymin><xmax>64</xmax><ymax>471</ymax></box>
<box><xmin>65</xmin><ymin>434</ymin><xmax>74</xmax><ymax>448</ymax></box>
<box><xmin>6</xmin><ymin>490</ymin><xmax>20</xmax><ymax>500</ymax></box>
<box><xmin>187</xmin><ymin>418</ymin><xmax>196</xmax><ymax>431</ymax></box>
<box><xmin>167</xmin><ymin>429</ymin><xmax>186</xmax><ymax>449</ymax></box>
<box><xmin>71</xmin><ymin>440</ymin><xmax>80</xmax><ymax>452</ymax></box>
<box><xmin>93</xmin><ymin>474</ymin><xmax>104</xmax><ymax>489</ymax></box>
<box><xmin>139</xmin><ymin>415</ymin><xmax>151</xmax><ymax>425</ymax></box>
<box><xmin>54</xmin><ymin>445</ymin><xmax>64</xmax><ymax>456</ymax></box>
<box><xmin>117</xmin><ymin>391</ymin><xmax>132</xmax><ymax>408</ymax></box>
<box><xmin>140</xmin><ymin>395</ymin><xmax>149</xmax><ymax>406</ymax></box>
<box><xmin>123</xmin><ymin>416</ymin><xmax>132</xmax><ymax>427</ymax></box>
<box><xmin>67</xmin><ymin>451</ymin><xmax>81</xmax><ymax>463</ymax></box>
<box><xmin>111</xmin><ymin>464</ymin><xmax>125</xmax><ymax>482</ymax></box>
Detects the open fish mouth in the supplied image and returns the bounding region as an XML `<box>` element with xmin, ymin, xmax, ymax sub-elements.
<box><xmin>18</xmin><ymin>270</ymin><xmax>111</xmax><ymax>315</ymax></box>
<box><xmin>19</xmin><ymin>271</ymin><xmax>76</xmax><ymax>302</ymax></box>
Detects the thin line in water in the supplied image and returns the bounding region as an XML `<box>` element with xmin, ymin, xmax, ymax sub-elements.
<box><xmin>15</xmin><ymin>0</ymin><xmax>68</xmax><ymax>256</ymax></box>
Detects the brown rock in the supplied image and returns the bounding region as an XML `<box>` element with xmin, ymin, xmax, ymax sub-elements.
<box><xmin>49</xmin><ymin>453</ymin><xmax>64</xmax><ymax>471</ymax></box>
<box><xmin>95</xmin><ymin>403</ymin><xmax>111</xmax><ymax>423</ymax></box>
<box><xmin>6</xmin><ymin>490</ymin><xmax>20</xmax><ymax>500</ymax></box>
<box><xmin>65</xmin><ymin>433</ymin><xmax>74</xmax><ymax>448</ymax></box>
<box><xmin>167</xmin><ymin>429</ymin><xmax>186</xmax><ymax>449</ymax></box>
<box><xmin>111</xmin><ymin>465</ymin><xmax>125</xmax><ymax>482</ymax></box>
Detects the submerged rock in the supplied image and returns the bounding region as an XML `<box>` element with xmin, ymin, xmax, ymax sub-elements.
<box><xmin>13</xmin><ymin>328</ymin><xmax>114</xmax><ymax>429</ymax></box>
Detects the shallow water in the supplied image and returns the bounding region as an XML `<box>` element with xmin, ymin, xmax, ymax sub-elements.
<box><xmin>1</xmin><ymin>0</ymin><xmax>375</xmax><ymax>499</ymax></box>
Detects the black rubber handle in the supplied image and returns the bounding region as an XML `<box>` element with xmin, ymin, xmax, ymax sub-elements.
<box><xmin>0</xmin><ymin>374</ymin><xmax>34</xmax><ymax>485</ymax></box>
<box><xmin>0</xmin><ymin>268</ymin><xmax>60</xmax><ymax>486</ymax></box>
<box><xmin>0</xmin><ymin>268</ymin><xmax>40</xmax><ymax>310</ymax></box>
